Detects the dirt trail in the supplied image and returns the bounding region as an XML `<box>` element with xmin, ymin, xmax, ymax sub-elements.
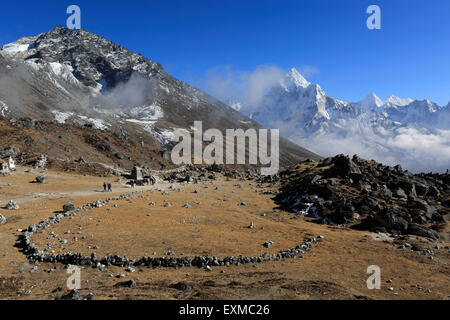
<box><xmin>0</xmin><ymin>166</ymin><xmax>177</xmax><ymax>204</ymax></box>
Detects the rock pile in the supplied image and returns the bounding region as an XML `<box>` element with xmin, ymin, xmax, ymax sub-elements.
<box><xmin>276</xmin><ymin>154</ymin><xmax>449</xmax><ymax>239</ymax></box>
<box><xmin>0</xmin><ymin>145</ymin><xmax>20</xmax><ymax>159</ymax></box>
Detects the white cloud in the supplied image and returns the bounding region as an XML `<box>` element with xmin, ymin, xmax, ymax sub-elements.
<box><xmin>203</xmin><ymin>65</ymin><xmax>285</xmax><ymax>113</ymax></box>
<box><xmin>297</xmin><ymin>65</ymin><xmax>320</xmax><ymax>77</ymax></box>
<box><xmin>291</xmin><ymin>126</ymin><xmax>450</xmax><ymax>173</ymax></box>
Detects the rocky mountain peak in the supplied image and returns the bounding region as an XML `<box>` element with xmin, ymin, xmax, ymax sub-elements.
<box><xmin>2</xmin><ymin>26</ymin><xmax>163</xmax><ymax>90</ymax></box>
<box><xmin>282</xmin><ymin>68</ymin><xmax>310</xmax><ymax>90</ymax></box>
<box><xmin>385</xmin><ymin>94</ymin><xmax>413</xmax><ymax>107</ymax></box>
<box><xmin>357</xmin><ymin>92</ymin><xmax>384</xmax><ymax>109</ymax></box>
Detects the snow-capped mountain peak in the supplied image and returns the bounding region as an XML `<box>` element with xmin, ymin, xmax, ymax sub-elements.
<box><xmin>281</xmin><ymin>68</ymin><xmax>310</xmax><ymax>90</ymax></box>
<box><xmin>357</xmin><ymin>92</ymin><xmax>384</xmax><ymax>109</ymax></box>
<box><xmin>249</xmin><ymin>67</ymin><xmax>449</xmax><ymax>173</ymax></box>
<box><xmin>385</xmin><ymin>94</ymin><xmax>413</xmax><ymax>107</ymax></box>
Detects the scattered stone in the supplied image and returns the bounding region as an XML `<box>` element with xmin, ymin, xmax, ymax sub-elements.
<box><xmin>5</xmin><ymin>200</ymin><xmax>19</xmax><ymax>210</ymax></box>
<box><xmin>86</xmin><ymin>293</ymin><xmax>96</xmax><ymax>300</ymax></box>
<box><xmin>170</xmin><ymin>282</ymin><xmax>192</xmax><ymax>292</ymax></box>
<box><xmin>263</xmin><ymin>241</ymin><xmax>274</xmax><ymax>248</ymax></box>
<box><xmin>35</xmin><ymin>175</ymin><xmax>48</xmax><ymax>184</ymax></box>
<box><xmin>115</xmin><ymin>279</ymin><xmax>136</xmax><ymax>288</ymax></box>
<box><xmin>59</xmin><ymin>289</ymin><xmax>82</xmax><ymax>300</ymax></box>
<box><xmin>62</xmin><ymin>203</ymin><xmax>75</xmax><ymax>212</ymax></box>
<box><xmin>0</xmin><ymin>214</ymin><xmax>6</xmax><ymax>225</ymax></box>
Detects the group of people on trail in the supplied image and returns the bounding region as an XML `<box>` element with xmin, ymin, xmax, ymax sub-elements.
<box><xmin>103</xmin><ymin>182</ymin><xmax>112</xmax><ymax>192</ymax></box>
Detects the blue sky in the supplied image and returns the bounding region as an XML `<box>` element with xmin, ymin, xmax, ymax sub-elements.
<box><xmin>0</xmin><ymin>0</ymin><xmax>449</xmax><ymax>105</ymax></box>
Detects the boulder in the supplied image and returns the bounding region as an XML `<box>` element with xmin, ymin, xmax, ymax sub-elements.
<box><xmin>5</xmin><ymin>200</ymin><xmax>19</xmax><ymax>210</ymax></box>
<box><xmin>62</xmin><ymin>203</ymin><xmax>75</xmax><ymax>212</ymax></box>
<box><xmin>372</xmin><ymin>209</ymin><xmax>408</xmax><ymax>232</ymax></box>
<box><xmin>427</xmin><ymin>186</ymin><xmax>440</xmax><ymax>198</ymax></box>
<box><xmin>361</xmin><ymin>196</ymin><xmax>380</xmax><ymax>210</ymax></box>
<box><xmin>443</xmin><ymin>198</ymin><xmax>450</xmax><ymax>208</ymax></box>
<box><xmin>309</xmin><ymin>183</ymin><xmax>336</xmax><ymax>200</ymax></box>
<box><xmin>407</xmin><ymin>198</ymin><xmax>437</xmax><ymax>219</ymax></box>
<box><xmin>35</xmin><ymin>175</ymin><xmax>48</xmax><ymax>184</ymax></box>
<box><xmin>328</xmin><ymin>154</ymin><xmax>361</xmax><ymax>177</ymax></box>
<box><xmin>114</xmin><ymin>153</ymin><xmax>125</xmax><ymax>160</ymax></box>
<box><xmin>414</xmin><ymin>182</ymin><xmax>429</xmax><ymax>196</ymax></box>
<box><xmin>115</xmin><ymin>279</ymin><xmax>136</xmax><ymax>288</ymax></box>
<box><xmin>58</xmin><ymin>289</ymin><xmax>82</xmax><ymax>300</ymax></box>
<box><xmin>396</xmin><ymin>179</ymin><xmax>417</xmax><ymax>197</ymax></box>
<box><xmin>407</xmin><ymin>224</ymin><xmax>440</xmax><ymax>240</ymax></box>
<box><xmin>394</xmin><ymin>188</ymin><xmax>407</xmax><ymax>200</ymax></box>
<box><xmin>170</xmin><ymin>282</ymin><xmax>192</xmax><ymax>292</ymax></box>
<box><xmin>373</xmin><ymin>185</ymin><xmax>393</xmax><ymax>201</ymax></box>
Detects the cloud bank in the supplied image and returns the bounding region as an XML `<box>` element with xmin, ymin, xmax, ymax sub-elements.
<box><xmin>291</xmin><ymin>126</ymin><xmax>450</xmax><ymax>173</ymax></box>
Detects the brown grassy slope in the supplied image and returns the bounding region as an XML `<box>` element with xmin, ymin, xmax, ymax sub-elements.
<box><xmin>0</xmin><ymin>117</ymin><xmax>174</xmax><ymax>174</ymax></box>
<box><xmin>0</xmin><ymin>167</ymin><xmax>448</xmax><ymax>300</ymax></box>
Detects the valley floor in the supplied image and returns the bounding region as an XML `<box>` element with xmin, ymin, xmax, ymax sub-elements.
<box><xmin>0</xmin><ymin>167</ymin><xmax>448</xmax><ymax>300</ymax></box>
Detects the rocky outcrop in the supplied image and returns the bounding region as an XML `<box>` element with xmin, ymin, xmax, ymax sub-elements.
<box><xmin>276</xmin><ymin>154</ymin><xmax>449</xmax><ymax>239</ymax></box>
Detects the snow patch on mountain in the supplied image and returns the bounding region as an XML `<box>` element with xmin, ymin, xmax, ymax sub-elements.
<box><xmin>230</xmin><ymin>101</ymin><xmax>242</xmax><ymax>111</ymax></box>
<box><xmin>52</xmin><ymin>110</ymin><xmax>74</xmax><ymax>124</ymax></box>
<box><xmin>127</xmin><ymin>104</ymin><xmax>164</xmax><ymax>121</ymax></box>
<box><xmin>0</xmin><ymin>101</ymin><xmax>8</xmax><ymax>116</ymax></box>
<box><xmin>78</xmin><ymin>116</ymin><xmax>110</xmax><ymax>130</ymax></box>
<box><xmin>2</xmin><ymin>43</ymin><xmax>30</xmax><ymax>53</ymax></box>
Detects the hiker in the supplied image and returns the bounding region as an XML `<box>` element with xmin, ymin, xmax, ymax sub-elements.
<box><xmin>107</xmin><ymin>183</ymin><xmax>112</xmax><ymax>192</ymax></box>
<box><xmin>103</xmin><ymin>182</ymin><xmax>107</xmax><ymax>192</ymax></box>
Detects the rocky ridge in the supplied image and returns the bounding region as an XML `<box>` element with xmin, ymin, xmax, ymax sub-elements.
<box><xmin>275</xmin><ymin>155</ymin><xmax>449</xmax><ymax>239</ymax></box>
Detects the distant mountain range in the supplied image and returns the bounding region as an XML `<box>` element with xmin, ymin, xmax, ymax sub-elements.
<box><xmin>0</xmin><ymin>26</ymin><xmax>320</xmax><ymax>169</ymax></box>
<box><xmin>234</xmin><ymin>68</ymin><xmax>450</xmax><ymax>173</ymax></box>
